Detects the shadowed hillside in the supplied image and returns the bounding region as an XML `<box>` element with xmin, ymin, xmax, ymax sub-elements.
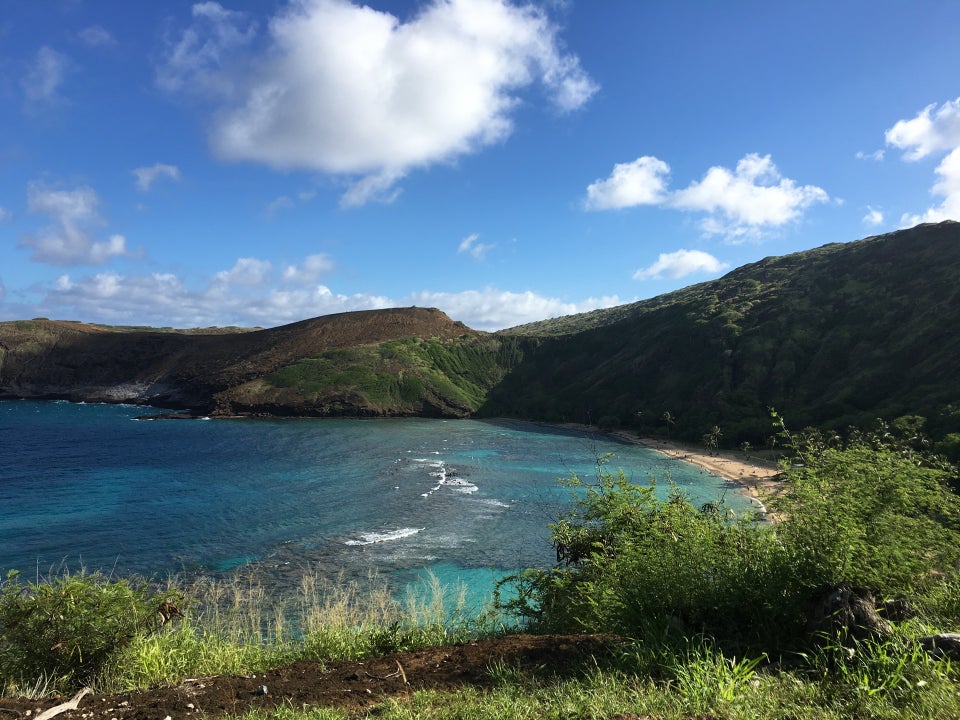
<box><xmin>2</xmin><ymin>222</ymin><xmax>958</xmax><ymax>441</ymax></box>
<box><xmin>486</xmin><ymin>221</ymin><xmax>960</xmax><ymax>444</ymax></box>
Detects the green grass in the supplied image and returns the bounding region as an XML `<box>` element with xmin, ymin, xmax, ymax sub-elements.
<box><xmin>97</xmin><ymin>571</ymin><xmax>498</xmax><ymax>693</ymax></box>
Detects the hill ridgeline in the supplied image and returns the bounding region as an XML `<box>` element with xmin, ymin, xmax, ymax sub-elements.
<box><xmin>1</xmin><ymin>221</ymin><xmax>958</xmax><ymax>444</ymax></box>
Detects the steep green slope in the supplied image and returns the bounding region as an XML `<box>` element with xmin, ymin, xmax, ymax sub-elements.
<box><xmin>485</xmin><ymin>221</ymin><xmax>960</xmax><ymax>444</ymax></box>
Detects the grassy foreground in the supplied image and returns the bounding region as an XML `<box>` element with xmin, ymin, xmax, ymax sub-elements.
<box><xmin>2</xmin><ymin>567</ymin><xmax>958</xmax><ymax>719</ymax></box>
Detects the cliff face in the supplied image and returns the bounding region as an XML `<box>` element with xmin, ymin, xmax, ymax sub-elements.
<box><xmin>0</xmin><ymin>308</ymin><xmax>482</xmax><ymax>416</ymax></box>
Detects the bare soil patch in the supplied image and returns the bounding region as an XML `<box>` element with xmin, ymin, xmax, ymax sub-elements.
<box><xmin>0</xmin><ymin>635</ymin><xmax>619</xmax><ymax>719</ymax></box>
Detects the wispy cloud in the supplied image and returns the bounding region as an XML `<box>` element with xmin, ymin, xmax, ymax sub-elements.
<box><xmin>457</xmin><ymin>233</ymin><xmax>495</xmax><ymax>260</ymax></box>
<box><xmin>156</xmin><ymin>1</ymin><xmax>257</xmax><ymax>94</ymax></box>
<box><xmin>855</xmin><ymin>149</ymin><xmax>884</xmax><ymax>161</ymax></box>
<box><xmin>20</xmin><ymin>182</ymin><xmax>128</xmax><ymax>266</ymax></box>
<box><xmin>159</xmin><ymin>0</ymin><xmax>597</xmax><ymax>206</ymax></box>
<box><xmin>585</xmin><ymin>153</ymin><xmax>828</xmax><ymax>241</ymax></box>
<box><xmin>21</xmin><ymin>46</ymin><xmax>69</xmax><ymax>107</ymax></box>
<box><xmin>633</xmin><ymin>249</ymin><xmax>729</xmax><ymax>281</ymax></box>
<box><xmin>886</xmin><ymin>97</ymin><xmax>960</xmax><ymax>225</ymax></box>
<box><xmin>78</xmin><ymin>25</ymin><xmax>116</xmax><ymax>48</ymax></box>
<box><xmin>264</xmin><ymin>195</ymin><xmax>295</xmax><ymax>217</ymax></box>
<box><xmin>132</xmin><ymin>163</ymin><xmax>181</xmax><ymax>191</ymax></box>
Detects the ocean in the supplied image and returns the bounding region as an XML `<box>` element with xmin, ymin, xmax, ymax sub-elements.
<box><xmin>0</xmin><ymin>400</ymin><xmax>751</xmax><ymax>604</ymax></box>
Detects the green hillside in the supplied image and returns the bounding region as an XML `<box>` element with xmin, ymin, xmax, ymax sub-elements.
<box><xmin>484</xmin><ymin>221</ymin><xmax>960</xmax><ymax>444</ymax></box>
<box><xmin>1</xmin><ymin>222</ymin><xmax>958</xmax><ymax>444</ymax></box>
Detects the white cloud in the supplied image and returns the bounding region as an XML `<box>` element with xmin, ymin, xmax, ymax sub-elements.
<box><xmin>671</xmin><ymin>154</ymin><xmax>829</xmax><ymax>239</ymax></box>
<box><xmin>33</xmin><ymin>256</ymin><xmax>619</xmax><ymax>331</ymax></box>
<box><xmin>283</xmin><ymin>253</ymin><xmax>334</xmax><ymax>283</ymax></box>
<box><xmin>162</xmin><ymin>0</ymin><xmax>596</xmax><ymax>205</ymax></box>
<box><xmin>264</xmin><ymin>195</ymin><xmax>295</xmax><ymax>216</ymax></box>
<box><xmin>886</xmin><ymin>98</ymin><xmax>960</xmax><ymax>161</ymax></box>
<box><xmin>133</xmin><ymin>163</ymin><xmax>182</xmax><ymax>191</ymax></box>
<box><xmin>157</xmin><ymin>1</ymin><xmax>258</xmax><ymax>94</ymax></box>
<box><xmin>863</xmin><ymin>206</ymin><xmax>884</xmax><ymax>226</ymax></box>
<box><xmin>78</xmin><ymin>26</ymin><xmax>116</xmax><ymax>47</ymax></box>
<box><xmin>458</xmin><ymin>232</ymin><xmax>494</xmax><ymax>260</ymax></box>
<box><xmin>0</xmin><ymin>206</ymin><xmax>11</xmax><ymax>222</ymax></box>
<box><xmin>585</xmin><ymin>153</ymin><xmax>828</xmax><ymax>240</ymax></box>
<box><xmin>584</xmin><ymin>156</ymin><xmax>670</xmax><ymax>210</ymax></box>
<box><xmin>855</xmin><ymin>149</ymin><xmax>885</xmax><ymax>161</ymax></box>
<box><xmin>886</xmin><ymin>98</ymin><xmax>960</xmax><ymax>225</ymax></box>
<box><xmin>22</xmin><ymin>46</ymin><xmax>69</xmax><ymax>105</ymax></box>
<box><xmin>408</xmin><ymin>288</ymin><xmax>620</xmax><ymax>331</ymax></box>
<box><xmin>213</xmin><ymin>257</ymin><xmax>273</xmax><ymax>286</ymax></box>
<box><xmin>20</xmin><ymin>182</ymin><xmax>128</xmax><ymax>266</ymax></box>
<box><xmin>899</xmin><ymin>147</ymin><xmax>960</xmax><ymax>225</ymax></box>
<box><xmin>633</xmin><ymin>249</ymin><xmax>729</xmax><ymax>281</ymax></box>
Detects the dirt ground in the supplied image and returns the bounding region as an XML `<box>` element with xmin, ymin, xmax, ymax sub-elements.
<box><xmin>0</xmin><ymin>635</ymin><xmax>622</xmax><ymax>719</ymax></box>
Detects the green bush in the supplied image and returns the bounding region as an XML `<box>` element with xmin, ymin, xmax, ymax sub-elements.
<box><xmin>497</xmin><ymin>458</ymin><xmax>793</xmax><ymax>649</ymax></box>
<box><xmin>0</xmin><ymin>570</ymin><xmax>182</xmax><ymax>690</ymax></box>
<box><xmin>498</xmin><ymin>418</ymin><xmax>960</xmax><ymax>654</ymax></box>
<box><xmin>771</xmin><ymin>417</ymin><xmax>960</xmax><ymax>596</ymax></box>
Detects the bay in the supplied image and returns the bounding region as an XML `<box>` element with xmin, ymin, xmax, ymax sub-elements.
<box><xmin>0</xmin><ymin>400</ymin><xmax>751</xmax><ymax>604</ymax></box>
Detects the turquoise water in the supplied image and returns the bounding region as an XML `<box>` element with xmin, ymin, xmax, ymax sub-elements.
<box><xmin>0</xmin><ymin>400</ymin><xmax>750</xmax><ymax>601</ymax></box>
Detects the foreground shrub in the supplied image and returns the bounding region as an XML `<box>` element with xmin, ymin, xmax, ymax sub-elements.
<box><xmin>497</xmin><ymin>459</ymin><xmax>795</xmax><ymax>649</ymax></box>
<box><xmin>771</xmin><ymin>418</ymin><xmax>960</xmax><ymax>597</ymax></box>
<box><xmin>499</xmin><ymin>418</ymin><xmax>960</xmax><ymax>653</ymax></box>
<box><xmin>0</xmin><ymin>570</ymin><xmax>182</xmax><ymax>691</ymax></box>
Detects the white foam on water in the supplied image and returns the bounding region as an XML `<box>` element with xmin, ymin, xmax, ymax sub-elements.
<box><xmin>344</xmin><ymin>527</ymin><xmax>424</xmax><ymax>546</ymax></box>
<box><xmin>476</xmin><ymin>498</ymin><xmax>511</xmax><ymax>508</ymax></box>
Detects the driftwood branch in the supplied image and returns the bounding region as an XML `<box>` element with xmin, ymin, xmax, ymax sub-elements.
<box><xmin>35</xmin><ymin>688</ymin><xmax>91</xmax><ymax>720</ymax></box>
<box><xmin>364</xmin><ymin>660</ymin><xmax>408</xmax><ymax>684</ymax></box>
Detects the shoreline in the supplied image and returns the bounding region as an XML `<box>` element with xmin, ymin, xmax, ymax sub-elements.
<box><xmin>554</xmin><ymin>423</ymin><xmax>784</xmax><ymax>512</ymax></box>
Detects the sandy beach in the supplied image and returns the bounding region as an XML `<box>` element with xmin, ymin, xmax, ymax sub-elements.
<box><xmin>557</xmin><ymin>423</ymin><xmax>785</xmax><ymax>512</ymax></box>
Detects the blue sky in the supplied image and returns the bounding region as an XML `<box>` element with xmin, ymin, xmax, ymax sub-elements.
<box><xmin>2</xmin><ymin>0</ymin><xmax>959</xmax><ymax>331</ymax></box>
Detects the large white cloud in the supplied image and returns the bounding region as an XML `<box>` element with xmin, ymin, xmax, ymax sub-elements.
<box><xmin>886</xmin><ymin>98</ymin><xmax>960</xmax><ymax>161</ymax></box>
<box><xmin>886</xmin><ymin>98</ymin><xmax>960</xmax><ymax>225</ymax></box>
<box><xmin>633</xmin><ymin>249</ymin><xmax>728</xmax><ymax>281</ymax></box>
<box><xmin>160</xmin><ymin>0</ymin><xmax>596</xmax><ymax>205</ymax></box>
<box><xmin>584</xmin><ymin>156</ymin><xmax>670</xmax><ymax>210</ymax></box>
<box><xmin>33</xmin><ymin>257</ymin><xmax>618</xmax><ymax>331</ymax></box>
<box><xmin>585</xmin><ymin>153</ymin><xmax>828</xmax><ymax>240</ymax></box>
<box><xmin>20</xmin><ymin>182</ymin><xmax>128</xmax><ymax>266</ymax></box>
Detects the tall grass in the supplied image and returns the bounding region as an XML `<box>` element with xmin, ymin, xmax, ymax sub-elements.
<box><xmin>99</xmin><ymin>568</ymin><xmax>502</xmax><ymax>693</ymax></box>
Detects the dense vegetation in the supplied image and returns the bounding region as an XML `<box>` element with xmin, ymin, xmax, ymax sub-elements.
<box><xmin>486</xmin><ymin>221</ymin><xmax>960</xmax><ymax>446</ymax></box>
<box><xmin>499</xmin><ymin>416</ymin><xmax>960</xmax><ymax>647</ymax></box>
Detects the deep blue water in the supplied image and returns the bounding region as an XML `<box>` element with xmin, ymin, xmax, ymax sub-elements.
<box><xmin>0</xmin><ymin>400</ymin><xmax>750</xmax><ymax>603</ymax></box>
